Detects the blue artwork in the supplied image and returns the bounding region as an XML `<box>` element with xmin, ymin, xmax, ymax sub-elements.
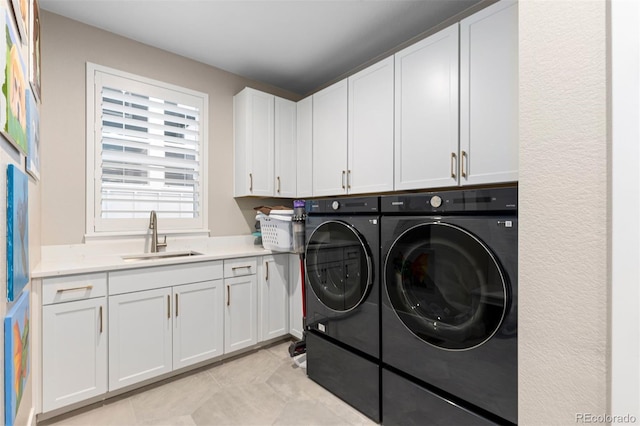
<box><xmin>6</xmin><ymin>164</ymin><xmax>29</xmax><ymax>302</ymax></box>
<box><xmin>4</xmin><ymin>290</ymin><xmax>30</xmax><ymax>426</ymax></box>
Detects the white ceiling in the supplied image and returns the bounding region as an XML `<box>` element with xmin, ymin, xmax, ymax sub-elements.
<box><xmin>39</xmin><ymin>0</ymin><xmax>483</xmax><ymax>96</ymax></box>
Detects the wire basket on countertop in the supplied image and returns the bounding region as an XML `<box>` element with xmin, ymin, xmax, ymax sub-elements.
<box><xmin>257</xmin><ymin>210</ymin><xmax>293</xmax><ymax>252</ymax></box>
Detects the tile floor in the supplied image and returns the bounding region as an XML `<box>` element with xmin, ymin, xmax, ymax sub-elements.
<box><xmin>41</xmin><ymin>340</ymin><xmax>378</xmax><ymax>426</ymax></box>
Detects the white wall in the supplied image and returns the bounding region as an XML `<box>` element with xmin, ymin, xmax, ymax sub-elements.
<box><xmin>1</xmin><ymin>1</ymin><xmax>42</xmax><ymax>424</ymax></box>
<box><xmin>611</xmin><ymin>0</ymin><xmax>640</xmax><ymax>419</ymax></box>
<box><xmin>519</xmin><ymin>0</ymin><xmax>609</xmax><ymax>423</ymax></box>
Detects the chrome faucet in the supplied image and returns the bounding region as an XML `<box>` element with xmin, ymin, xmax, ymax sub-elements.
<box><xmin>149</xmin><ymin>210</ymin><xmax>167</xmax><ymax>253</ymax></box>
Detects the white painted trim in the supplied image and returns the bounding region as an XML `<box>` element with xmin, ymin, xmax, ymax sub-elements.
<box><xmin>26</xmin><ymin>407</ymin><xmax>35</xmax><ymax>426</ymax></box>
<box><xmin>84</xmin><ymin>62</ymin><xmax>209</xmax><ymax>236</ymax></box>
<box><xmin>611</xmin><ymin>0</ymin><xmax>640</xmax><ymax>419</ymax></box>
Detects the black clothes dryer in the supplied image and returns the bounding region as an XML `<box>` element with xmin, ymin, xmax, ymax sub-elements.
<box><xmin>380</xmin><ymin>187</ymin><xmax>518</xmax><ymax>425</ymax></box>
<box><xmin>304</xmin><ymin>196</ymin><xmax>380</xmax><ymax>422</ymax></box>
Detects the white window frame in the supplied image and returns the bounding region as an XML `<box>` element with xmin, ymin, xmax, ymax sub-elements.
<box><xmin>86</xmin><ymin>63</ymin><xmax>209</xmax><ymax>238</ymax></box>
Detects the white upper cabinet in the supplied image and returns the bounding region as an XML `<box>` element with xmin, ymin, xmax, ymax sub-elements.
<box><xmin>296</xmin><ymin>96</ymin><xmax>313</xmax><ymax>198</ymax></box>
<box><xmin>460</xmin><ymin>0</ymin><xmax>518</xmax><ymax>185</ymax></box>
<box><xmin>312</xmin><ymin>80</ymin><xmax>349</xmax><ymax>196</ymax></box>
<box><xmin>275</xmin><ymin>97</ymin><xmax>297</xmax><ymax>197</ymax></box>
<box><xmin>348</xmin><ymin>56</ymin><xmax>395</xmax><ymax>194</ymax></box>
<box><xmin>234</xmin><ymin>88</ymin><xmax>275</xmax><ymax>196</ymax></box>
<box><xmin>394</xmin><ymin>23</ymin><xmax>459</xmax><ymax>191</ymax></box>
<box><xmin>234</xmin><ymin>88</ymin><xmax>297</xmax><ymax>198</ymax></box>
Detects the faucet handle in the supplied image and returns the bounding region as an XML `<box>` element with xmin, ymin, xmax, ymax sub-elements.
<box><xmin>157</xmin><ymin>235</ymin><xmax>167</xmax><ymax>249</ymax></box>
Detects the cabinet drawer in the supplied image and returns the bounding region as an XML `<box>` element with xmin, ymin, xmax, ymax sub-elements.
<box><xmin>109</xmin><ymin>261</ymin><xmax>223</xmax><ymax>295</ymax></box>
<box><xmin>224</xmin><ymin>257</ymin><xmax>257</xmax><ymax>277</ymax></box>
<box><xmin>43</xmin><ymin>273</ymin><xmax>107</xmax><ymax>305</ymax></box>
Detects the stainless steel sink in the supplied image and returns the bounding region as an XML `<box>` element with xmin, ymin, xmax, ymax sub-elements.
<box><xmin>122</xmin><ymin>250</ymin><xmax>203</xmax><ymax>262</ymax></box>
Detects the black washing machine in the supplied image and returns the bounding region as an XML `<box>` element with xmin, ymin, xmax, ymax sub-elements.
<box><xmin>380</xmin><ymin>187</ymin><xmax>518</xmax><ymax>425</ymax></box>
<box><xmin>304</xmin><ymin>196</ymin><xmax>380</xmax><ymax>422</ymax></box>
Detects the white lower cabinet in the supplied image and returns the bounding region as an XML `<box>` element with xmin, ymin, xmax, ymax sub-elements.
<box><xmin>40</xmin><ymin>255</ymin><xmax>298</xmax><ymax>414</ymax></box>
<box><xmin>108</xmin><ymin>287</ymin><xmax>172</xmax><ymax>391</ymax></box>
<box><xmin>224</xmin><ymin>275</ymin><xmax>258</xmax><ymax>353</ymax></box>
<box><xmin>173</xmin><ymin>280</ymin><xmax>224</xmax><ymax>369</ymax></box>
<box><xmin>42</xmin><ymin>273</ymin><xmax>108</xmax><ymax>412</ymax></box>
<box><xmin>42</xmin><ymin>297</ymin><xmax>107</xmax><ymax>412</ymax></box>
<box><xmin>107</xmin><ymin>279</ymin><xmax>224</xmax><ymax>392</ymax></box>
<box><xmin>259</xmin><ymin>255</ymin><xmax>289</xmax><ymax>342</ymax></box>
<box><xmin>107</xmin><ymin>261</ymin><xmax>224</xmax><ymax>391</ymax></box>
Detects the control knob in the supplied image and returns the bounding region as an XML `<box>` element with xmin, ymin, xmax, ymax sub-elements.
<box><xmin>331</xmin><ymin>201</ymin><xmax>340</xmax><ymax>211</ymax></box>
<box><xmin>430</xmin><ymin>196</ymin><xmax>442</xmax><ymax>208</ymax></box>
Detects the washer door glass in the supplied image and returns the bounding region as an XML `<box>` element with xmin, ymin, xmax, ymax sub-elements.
<box><xmin>306</xmin><ymin>221</ymin><xmax>372</xmax><ymax>312</ymax></box>
<box><xmin>385</xmin><ymin>222</ymin><xmax>507</xmax><ymax>350</ymax></box>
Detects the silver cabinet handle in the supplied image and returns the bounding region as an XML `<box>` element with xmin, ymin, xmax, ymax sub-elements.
<box><xmin>57</xmin><ymin>285</ymin><xmax>93</xmax><ymax>293</ymax></box>
<box><xmin>342</xmin><ymin>171</ymin><xmax>346</xmax><ymax>189</ymax></box>
<box><xmin>99</xmin><ymin>305</ymin><xmax>103</xmax><ymax>334</ymax></box>
<box><xmin>277</xmin><ymin>176</ymin><xmax>281</xmax><ymax>194</ymax></box>
<box><xmin>347</xmin><ymin>170</ymin><xmax>351</xmax><ymax>189</ymax></box>
<box><xmin>227</xmin><ymin>285</ymin><xmax>230</xmax><ymax>306</ymax></box>
<box><xmin>232</xmin><ymin>265</ymin><xmax>252</xmax><ymax>271</ymax></box>
<box><xmin>450</xmin><ymin>152</ymin><xmax>457</xmax><ymax>179</ymax></box>
<box><xmin>167</xmin><ymin>295</ymin><xmax>171</xmax><ymax>319</ymax></box>
<box><xmin>175</xmin><ymin>293</ymin><xmax>179</xmax><ymax>317</ymax></box>
<box><xmin>461</xmin><ymin>150</ymin><xmax>468</xmax><ymax>179</ymax></box>
<box><xmin>249</xmin><ymin>173</ymin><xmax>253</xmax><ymax>192</ymax></box>
<box><xmin>265</xmin><ymin>261</ymin><xmax>269</xmax><ymax>281</ymax></box>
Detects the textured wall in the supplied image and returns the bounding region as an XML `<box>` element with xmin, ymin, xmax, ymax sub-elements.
<box><xmin>40</xmin><ymin>11</ymin><xmax>299</xmax><ymax>245</ymax></box>
<box><xmin>519</xmin><ymin>0</ymin><xmax>609</xmax><ymax>423</ymax></box>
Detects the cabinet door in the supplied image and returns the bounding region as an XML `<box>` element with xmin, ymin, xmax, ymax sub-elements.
<box><xmin>42</xmin><ymin>298</ymin><xmax>107</xmax><ymax>412</ymax></box>
<box><xmin>224</xmin><ymin>275</ymin><xmax>258</xmax><ymax>354</ymax></box>
<box><xmin>288</xmin><ymin>254</ymin><xmax>304</xmax><ymax>340</ymax></box>
<box><xmin>234</xmin><ymin>88</ymin><xmax>275</xmax><ymax>196</ymax></box>
<box><xmin>173</xmin><ymin>280</ymin><xmax>224</xmax><ymax>370</ymax></box>
<box><xmin>313</xmin><ymin>80</ymin><xmax>348</xmax><ymax>196</ymax></box>
<box><xmin>109</xmin><ymin>288</ymin><xmax>172</xmax><ymax>390</ymax></box>
<box><xmin>460</xmin><ymin>0</ymin><xmax>518</xmax><ymax>185</ymax></box>
<box><xmin>296</xmin><ymin>96</ymin><xmax>313</xmax><ymax>198</ymax></box>
<box><xmin>275</xmin><ymin>97</ymin><xmax>297</xmax><ymax>197</ymax></box>
<box><xmin>395</xmin><ymin>24</ymin><xmax>459</xmax><ymax>190</ymax></box>
<box><xmin>259</xmin><ymin>255</ymin><xmax>289</xmax><ymax>342</ymax></box>
<box><xmin>348</xmin><ymin>56</ymin><xmax>395</xmax><ymax>194</ymax></box>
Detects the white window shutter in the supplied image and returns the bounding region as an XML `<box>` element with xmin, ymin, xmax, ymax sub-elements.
<box><xmin>87</xmin><ymin>64</ymin><xmax>208</xmax><ymax>234</ymax></box>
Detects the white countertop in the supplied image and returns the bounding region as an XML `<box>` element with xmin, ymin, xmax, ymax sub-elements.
<box><xmin>32</xmin><ymin>235</ymin><xmax>279</xmax><ymax>278</ymax></box>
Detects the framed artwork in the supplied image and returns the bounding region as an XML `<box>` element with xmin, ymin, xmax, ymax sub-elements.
<box><xmin>2</xmin><ymin>11</ymin><xmax>29</xmax><ymax>154</ymax></box>
<box><xmin>4</xmin><ymin>290</ymin><xmax>30</xmax><ymax>426</ymax></box>
<box><xmin>25</xmin><ymin>89</ymin><xmax>39</xmax><ymax>180</ymax></box>
<box><xmin>6</xmin><ymin>164</ymin><xmax>29</xmax><ymax>302</ymax></box>
<box><xmin>29</xmin><ymin>0</ymin><xmax>40</xmax><ymax>101</ymax></box>
<box><xmin>10</xmin><ymin>0</ymin><xmax>28</xmax><ymax>44</ymax></box>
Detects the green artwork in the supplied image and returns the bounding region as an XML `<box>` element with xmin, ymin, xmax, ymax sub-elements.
<box><xmin>2</xmin><ymin>12</ymin><xmax>28</xmax><ymax>154</ymax></box>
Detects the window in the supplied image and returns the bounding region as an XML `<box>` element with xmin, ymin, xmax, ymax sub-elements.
<box><xmin>86</xmin><ymin>63</ymin><xmax>208</xmax><ymax>235</ymax></box>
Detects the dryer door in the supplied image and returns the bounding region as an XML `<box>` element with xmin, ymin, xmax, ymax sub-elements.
<box><xmin>305</xmin><ymin>220</ymin><xmax>372</xmax><ymax>312</ymax></box>
<box><xmin>384</xmin><ymin>222</ymin><xmax>507</xmax><ymax>350</ymax></box>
